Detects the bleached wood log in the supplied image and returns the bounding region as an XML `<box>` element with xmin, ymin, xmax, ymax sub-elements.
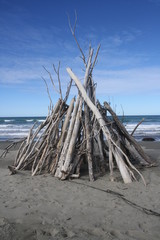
<box><xmin>60</xmin><ymin>98</ymin><xmax>83</xmax><ymax>179</ymax></box>
<box><xmin>59</xmin><ymin>98</ymin><xmax>75</xmax><ymax>145</ymax></box>
<box><xmin>55</xmin><ymin>95</ymin><xmax>81</xmax><ymax>177</ymax></box>
<box><xmin>112</xmin><ymin>148</ymin><xmax>132</xmax><ymax>183</ymax></box>
<box><xmin>50</xmin><ymin>97</ymin><xmax>75</xmax><ymax>174</ymax></box>
<box><xmin>84</xmin><ymin>103</ymin><xmax>95</xmax><ymax>181</ymax></box>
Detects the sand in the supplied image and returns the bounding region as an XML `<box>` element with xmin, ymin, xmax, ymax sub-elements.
<box><xmin>0</xmin><ymin>141</ymin><xmax>160</xmax><ymax>240</ymax></box>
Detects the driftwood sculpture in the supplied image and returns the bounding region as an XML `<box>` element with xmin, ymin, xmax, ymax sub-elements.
<box><xmin>10</xmin><ymin>17</ymin><xmax>154</xmax><ymax>184</ymax></box>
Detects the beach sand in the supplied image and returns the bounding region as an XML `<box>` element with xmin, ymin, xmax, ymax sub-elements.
<box><xmin>0</xmin><ymin>141</ymin><xmax>160</xmax><ymax>240</ymax></box>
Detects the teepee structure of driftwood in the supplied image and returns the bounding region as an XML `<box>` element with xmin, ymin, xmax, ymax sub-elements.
<box><xmin>10</xmin><ymin>18</ymin><xmax>154</xmax><ymax>184</ymax></box>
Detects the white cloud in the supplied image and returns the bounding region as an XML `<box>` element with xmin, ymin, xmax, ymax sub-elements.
<box><xmin>0</xmin><ymin>67</ymin><xmax>39</xmax><ymax>84</ymax></box>
<box><xmin>0</xmin><ymin>5</ymin><xmax>158</xmax><ymax>100</ymax></box>
<box><xmin>100</xmin><ymin>29</ymin><xmax>142</xmax><ymax>50</ymax></box>
<box><xmin>94</xmin><ymin>67</ymin><xmax>160</xmax><ymax>95</ymax></box>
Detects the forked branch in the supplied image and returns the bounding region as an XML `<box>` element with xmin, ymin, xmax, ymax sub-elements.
<box><xmin>67</xmin><ymin>11</ymin><xmax>86</xmax><ymax>66</ymax></box>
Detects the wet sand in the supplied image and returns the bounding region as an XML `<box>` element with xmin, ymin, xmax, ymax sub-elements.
<box><xmin>0</xmin><ymin>141</ymin><xmax>160</xmax><ymax>240</ymax></box>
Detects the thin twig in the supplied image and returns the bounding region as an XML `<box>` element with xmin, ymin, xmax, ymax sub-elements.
<box><xmin>69</xmin><ymin>180</ymin><xmax>160</xmax><ymax>218</ymax></box>
<box><xmin>43</xmin><ymin>65</ymin><xmax>59</xmax><ymax>94</ymax></box>
<box><xmin>67</xmin><ymin>11</ymin><xmax>86</xmax><ymax>66</ymax></box>
<box><xmin>64</xmin><ymin>78</ymin><xmax>73</xmax><ymax>103</ymax></box>
<box><xmin>91</xmin><ymin>44</ymin><xmax>101</xmax><ymax>73</ymax></box>
<box><xmin>131</xmin><ymin>118</ymin><xmax>144</xmax><ymax>136</ymax></box>
<box><xmin>53</xmin><ymin>61</ymin><xmax>63</xmax><ymax>99</ymax></box>
<box><xmin>42</xmin><ymin>77</ymin><xmax>53</xmax><ymax>109</ymax></box>
<box><xmin>1</xmin><ymin>138</ymin><xmax>26</xmax><ymax>158</ymax></box>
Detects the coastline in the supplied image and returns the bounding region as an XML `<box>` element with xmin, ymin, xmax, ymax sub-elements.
<box><xmin>1</xmin><ymin>115</ymin><xmax>160</xmax><ymax>142</ymax></box>
<box><xmin>0</xmin><ymin>141</ymin><xmax>160</xmax><ymax>239</ymax></box>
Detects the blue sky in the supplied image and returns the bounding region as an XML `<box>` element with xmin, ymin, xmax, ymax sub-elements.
<box><xmin>0</xmin><ymin>0</ymin><xmax>160</xmax><ymax>116</ymax></box>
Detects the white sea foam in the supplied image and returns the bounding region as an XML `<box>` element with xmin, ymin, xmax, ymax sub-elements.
<box><xmin>125</xmin><ymin>123</ymin><xmax>160</xmax><ymax>140</ymax></box>
<box><xmin>0</xmin><ymin>133</ymin><xmax>28</xmax><ymax>139</ymax></box>
<box><xmin>0</xmin><ymin>123</ymin><xmax>32</xmax><ymax>139</ymax></box>
<box><xmin>0</xmin><ymin>129</ymin><xmax>29</xmax><ymax>132</ymax></box>
<box><xmin>0</xmin><ymin>117</ymin><xmax>159</xmax><ymax>140</ymax></box>
<box><xmin>4</xmin><ymin>119</ymin><xmax>14</xmax><ymax>122</ymax></box>
<box><xmin>0</xmin><ymin>125</ymin><xmax>31</xmax><ymax>130</ymax></box>
<box><xmin>126</xmin><ymin>124</ymin><xmax>160</xmax><ymax>131</ymax></box>
<box><xmin>0</xmin><ymin>132</ymin><xmax>28</xmax><ymax>136</ymax></box>
<box><xmin>0</xmin><ymin>124</ymin><xmax>11</xmax><ymax>128</ymax></box>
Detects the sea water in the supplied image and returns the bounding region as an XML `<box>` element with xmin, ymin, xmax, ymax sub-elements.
<box><xmin>0</xmin><ymin>117</ymin><xmax>46</xmax><ymax>140</ymax></box>
<box><xmin>119</xmin><ymin>115</ymin><xmax>160</xmax><ymax>141</ymax></box>
<box><xmin>0</xmin><ymin>115</ymin><xmax>160</xmax><ymax>141</ymax></box>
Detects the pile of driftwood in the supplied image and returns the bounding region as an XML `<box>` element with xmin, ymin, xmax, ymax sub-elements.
<box><xmin>6</xmin><ymin>15</ymin><xmax>153</xmax><ymax>184</ymax></box>
<box><xmin>9</xmin><ymin>41</ymin><xmax>154</xmax><ymax>185</ymax></box>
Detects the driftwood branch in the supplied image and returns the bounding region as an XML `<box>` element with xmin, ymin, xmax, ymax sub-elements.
<box><xmin>53</xmin><ymin>61</ymin><xmax>63</xmax><ymax>99</ymax></box>
<box><xmin>1</xmin><ymin>138</ymin><xmax>26</xmax><ymax>158</ymax></box>
<box><xmin>43</xmin><ymin>65</ymin><xmax>60</xmax><ymax>94</ymax></box>
<box><xmin>42</xmin><ymin>77</ymin><xmax>53</xmax><ymax>109</ymax></box>
<box><xmin>131</xmin><ymin>118</ymin><xmax>144</xmax><ymax>136</ymax></box>
<box><xmin>67</xmin><ymin>11</ymin><xmax>86</xmax><ymax>66</ymax></box>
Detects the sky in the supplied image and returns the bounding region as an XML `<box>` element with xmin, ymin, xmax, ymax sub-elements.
<box><xmin>0</xmin><ymin>0</ymin><xmax>160</xmax><ymax>117</ymax></box>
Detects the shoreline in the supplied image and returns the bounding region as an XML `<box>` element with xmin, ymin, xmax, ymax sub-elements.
<box><xmin>0</xmin><ymin>141</ymin><xmax>160</xmax><ymax>239</ymax></box>
<box><xmin>1</xmin><ymin>115</ymin><xmax>160</xmax><ymax>142</ymax></box>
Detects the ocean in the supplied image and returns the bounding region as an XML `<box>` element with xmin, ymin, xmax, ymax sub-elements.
<box><xmin>0</xmin><ymin>115</ymin><xmax>160</xmax><ymax>141</ymax></box>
